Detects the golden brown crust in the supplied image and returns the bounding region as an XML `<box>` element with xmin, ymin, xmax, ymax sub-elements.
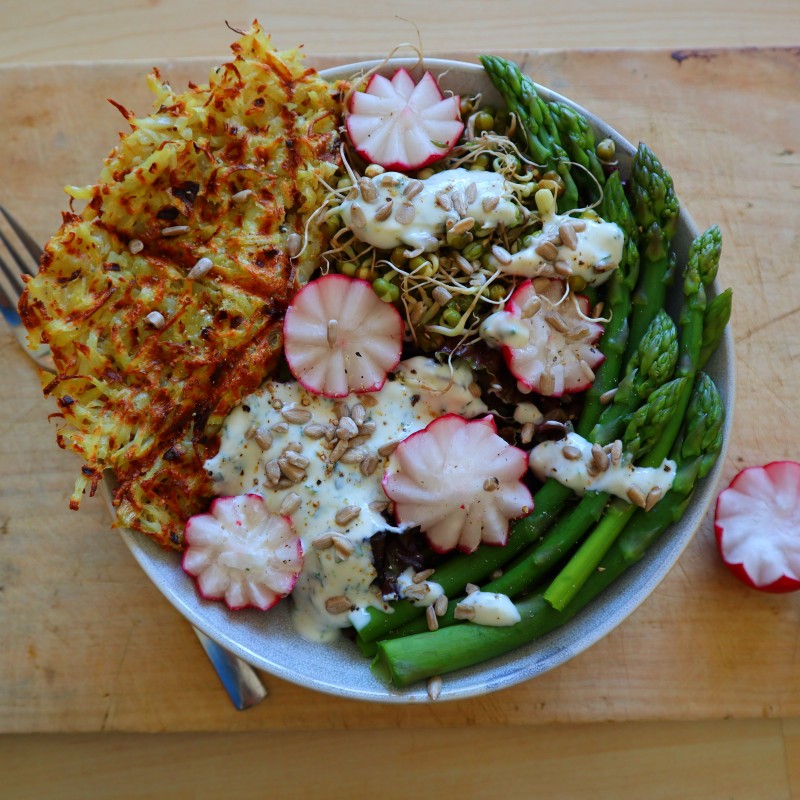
<box><xmin>19</xmin><ymin>23</ymin><xmax>343</xmax><ymax>548</ymax></box>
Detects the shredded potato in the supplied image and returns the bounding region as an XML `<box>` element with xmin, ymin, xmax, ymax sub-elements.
<box><xmin>19</xmin><ymin>23</ymin><xmax>344</xmax><ymax>548</ymax></box>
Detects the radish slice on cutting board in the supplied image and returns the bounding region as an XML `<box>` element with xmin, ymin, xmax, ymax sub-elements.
<box><xmin>382</xmin><ymin>414</ymin><xmax>533</xmax><ymax>554</ymax></box>
<box><xmin>346</xmin><ymin>68</ymin><xmax>464</xmax><ymax>171</ymax></box>
<box><xmin>182</xmin><ymin>494</ymin><xmax>304</xmax><ymax>611</ymax></box>
<box><xmin>503</xmin><ymin>278</ymin><xmax>605</xmax><ymax>397</ymax></box>
<box><xmin>283</xmin><ymin>274</ymin><xmax>404</xmax><ymax>398</ymax></box>
<box><xmin>714</xmin><ymin>461</ymin><xmax>800</xmax><ymax>593</ymax></box>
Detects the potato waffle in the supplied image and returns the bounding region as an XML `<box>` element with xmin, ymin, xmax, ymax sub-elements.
<box><xmin>19</xmin><ymin>23</ymin><xmax>343</xmax><ymax>547</ymax></box>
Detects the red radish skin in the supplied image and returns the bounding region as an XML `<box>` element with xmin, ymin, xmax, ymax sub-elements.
<box><xmin>382</xmin><ymin>414</ymin><xmax>533</xmax><ymax>554</ymax></box>
<box><xmin>714</xmin><ymin>461</ymin><xmax>800</xmax><ymax>594</ymax></box>
<box><xmin>346</xmin><ymin>68</ymin><xmax>464</xmax><ymax>171</ymax></box>
<box><xmin>283</xmin><ymin>274</ymin><xmax>404</xmax><ymax>398</ymax></box>
<box><xmin>182</xmin><ymin>494</ymin><xmax>304</xmax><ymax>611</ymax></box>
<box><xmin>503</xmin><ymin>278</ymin><xmax>605</xmax><ymax>397</ymax></box>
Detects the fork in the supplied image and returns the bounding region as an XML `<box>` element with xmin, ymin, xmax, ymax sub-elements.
<box><xmin>0</xmin><ymin>203</ymin><xmax>268</xmax><ymax>711</ymax></box>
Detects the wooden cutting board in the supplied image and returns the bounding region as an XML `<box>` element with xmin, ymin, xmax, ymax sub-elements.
<box><xmin>1</xmin><ymin>47</ymin><xmax>799</xmax><ymax>733</ymax></box>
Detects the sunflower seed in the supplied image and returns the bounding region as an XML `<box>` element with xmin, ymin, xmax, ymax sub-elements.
<box><xmin>465</xmin><ymin>583</ymin><xmax>480</xmax><ymax>595</ymax></box>
<box><xmin>591</xmin><ymin>443</ymin><xmax>609</xmax><ymax>472</ymax></box>
<box><xmin>231</xmin><ymin>189</ymin><xmax>253</xmax><ymax>204</ymax></box>
<box><xmin>253</xmin><ymin>427</ymin><xmax>273</xmax><ymax>450</ymax></box>
<box><xmin>336</xmin><ymin>416</ymin><xmax>359</xmax><ymax>439</ymax></box>
<box><xmin>521</xmin><ymin>296</ymin><xmax>542</xmax><ymax>318</ymax></box>
<box><xmin>350</xmin><ymin>204</ymin><xmax>367</xmax><ymax>229</ymax></box>
<box><xmin>161</xmin><ymin>225</ymin><xmax>190</xmax><ymax>237</ymax></box>
<box><xmin>279</xmin><ymin>492</ymin><xmax>302</xmax><ymax>515</ymax></box>
<box><xmin>426</xmin><ymin>604</ymin><xmax>439</xmax><ymax>631</ymax></box>
<box><xmin>449</xmin><ymin>216</ymin><xmax>475</xmax><ymax>236</ymax></box>
<box><xmin>521</xmin><ymin>422</ymin><xmax>535</xmax><ymax>444</ymax></box>
<box><xmin>335</xmin><ymin>505</ymin><xmax>361</xmax><ymax>526</ymax></box>
<box><xmin>395</xmin><ymin>202</ymin><xmax>416</xmax><ymax>225</ymax></box>
<box><xmin>580</xmin><ymin>360</ymin><xmax>596</xmax><ymax>381</ymax></box>
<box><xmin>357</xmin><ymin>421</ymin><xmax>377</xmax><ymax>436</ymax></box>
<box><xmin>593</xmin><ymin>258</ymin><xmax>617</xmax><ymax>273</ymax></box>
<box><xmin>146</xmin><ymin>311</ymin><xmax>165</xmax><ymax>328</ymax></box>
<box><xmin>535</xmin><ymin>240</ymin><xmax>559</xmax><ymax>261</ymax></box>
<box><xmin>554</xmin><ymin>259</ymin><xmax>573</xmax><ymax>277</ymax></box>
<box><xmin>482</xmin><ymin>195</ymin><xmax>500</xmax><ymax>212</ymax></box>
<box><xmin>340</xmin><ymin>446</ymin><xmax>367</xmax><ymax>464</ymax></box>
<box><xmin>413</xmin><ymin>569</ymin><xmax>436</xmax><ymax>584</ymax></box>
<box><xmin>426</xmin><ymin>676</ymin><xmax>443</xmax><ymax>701</ymax></box>
<box><xmin>365</xmin><ymin>164</ymin><xmax>385</xmax><ymax>178</ymax></box>
<box><xmin>303</xmin><ymin>422</ymin><xmax>328</xmax><ymax>440</ymax></box>
<box><xmin>350</xmin><ymin>403</ymin><xmax>366</xmax><ymax>426</ymax></box>
<box><xmin>187</xmin><ymin>257</ymin><xmax>213</xmax><ymax>281</ymax></box>
<box><xmin>465</xmin><ymin>181</ymin><xmax>478</xmax><ymax>204</ymax></box>
<box><xmin>360</xmin><ymin>454</ymin><xmax>379</xmax><ymax>476</ymax></box>
<box><xmin>369</xmin><ymin>499</ymin><xmax>389</xmax><ymax>513</ymax></box>
<box><xmin>358</xmin><ymin>177</ymin><xmax>378</xmax><ymax>203</ymax></box>
<box><xmin>483</xmin><ymin>476</ymin><xmax>500</xmax><ymax>492</ymax></box>
<box><xmin>271</xmin><ymin>422</ymin><xmax>289</xmax><ymax>434</ymax></box>
<box><xmin>571</xmin><ymin>220</ymin><xmax>587</xmax><ymax>232</ymax></box>
<box><xmin>281</xmin><ymin>405</ymin><xmax>313</xmax><ymax>425</ymax></box>
<box><xmin>453</xmin><ymin>603</ymin><xmax>476</xmax><ymax>620</ymax></box>
<box><xmin>312</xmin><ymin>533</ymin><xmax>334</xmax><ymax>550</ymax></box>
<box><xmin>645</xmin><ymin>487</ymin><xmax>663</xmax><ymax>511</ymax></box>
<box><xmin>286</xmin><ymin>233</ymin><xmax>303</xmax><ymax>258</ymax></box>
<box><xmin>265</xmin><ymin>459</ymin><xmax>282</xmax><ymax>486</ymax></box>
<box><xmin>403</xmin><ymin>179</ymin><xmax>424</xmax><ymax>199</ymax></box>
<box><xmin>434</xmin><ymin>594</ymin><xmax>449</xmax><ymax>616</ymax></box>
<box><xmin>374</xmin><ymin>200</ymin><xmax>393</xmax><ymax>221</ymax></box>
<box><xmin>454</xmin><ymin>253</ymin><xmax>475</xmax><ymax>274</ymax></box>
<box><xmin>283</xmin><ymin>451</ymin><xmax>310</xmax><ymax>469</ymax></box>
<box><xmin>328</xmin><ymin>439</ymin><xmax>349</xmax><ymax>464</ymax></box>
<box><xmin>325</xmin><ymin>595</ymin><xmax>353</xmax><ymax>614</ymax></box>
<box><xmin>627</xmin><ymin>486</ymin><xmax>647</xmax><ymax>508</ymax></box>
<box><xmin>346</xmin><ymin>434</ymin><xmax>371</xmax><ymax>449</ymax></box>
<box><xmin>435</xmin><ymin>191</ymin><xmax>453</xmax><ymax>211</ymax></box>
<box><xmin>128</xmin><ymin>238</ymin><xmax>144</xmax><ymax>254</ymax></box>
<box><xmin>562</xmin><ymin>444</ymin><xmax>582</xmax><ymax>460</ymax></box>
<box><xmin>610</xmin><ymin>439</ymin><xmax>623</xmax><ymax>466</ymax></box>
<box><xmin>559</xmin><ymin>222</ymin><xmax>579</xmax><ymax>250</ymax></box>
<box><xmin>377</xmin><ymin>440</ymin><xmax>399</xmax><ymax>457</ymax></box>
<box><xmin>452</xmin><ymin>189</ymin><xmax>467</xmax><ymax>217</ymax></box>
<box><xmin>278</xmin><ymin>458</ymin><xmax>306</xmax><ymax>483</ymax></box>
<box><xmin>327</xmin><ymin>318</ymin><xmax>339</xmax><ymax>348</ymax></box>
<box><xmin>539</xmin><ymin>371</ymin><xmax>556</xmax><ymax>396</ymax></box>
<box><xmin>544</xmin><ymin>312</ymin><xmax>569</xmax><ymax>333</ymax></box>
<box><xmin>332</xmin><ymin>534</ymin><xmax>355</xmax><ymax>559</ymax></box>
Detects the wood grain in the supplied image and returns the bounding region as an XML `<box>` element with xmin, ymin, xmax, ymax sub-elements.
<box><xmin>1</xmin><ymin>0</ymin><xmax>799</xmax><ymax>64</ymax></box>
<box><xmin>1</xmin><ymin>47</ymin><xmax>799</xmax><ymax>733</ymax></box>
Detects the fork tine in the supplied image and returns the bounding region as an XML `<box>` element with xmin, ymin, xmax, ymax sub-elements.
<box><xmin>0</xmin><ymin>227</ymin><xmax>32</xmax><ymax>295</ymax></box>
<box><xmin>0</xmin><ymin>204</ymin><xmax>43</xmax><ymax>272</ymax></box>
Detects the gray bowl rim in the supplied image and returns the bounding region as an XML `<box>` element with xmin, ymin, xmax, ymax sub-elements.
<box><xmin>118</xmin><ymin>57</ymin><xmax>735</xmax><ymax>703</ymax></box>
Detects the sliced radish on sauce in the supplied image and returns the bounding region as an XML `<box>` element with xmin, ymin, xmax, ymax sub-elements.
<box><xmin>346</xmin><ymin>68</ymin><xmax>464</xmax><ymax>171</ymax></box>
<box><xmin>182</xmin><ymin>494</ymin><xmax>304</xmax><ymax>611</ymax></box>
<box><xmin>283</xmin><ymin>274</ymin><xmax>403</xmax><ymax>398</ymax></box>
<box><xmin>714</xmin><ymin>461</ymin><xmax>800</xmax><ymax>593</ymax></box>
<box><xmin>503</xmin><ymin>278</ymin><xmax>605</xmax><ymax>397</ymax></box>
<box><xmin>382</xmin><ymin>414</ymin><xmax>533</xmax><ymax>554</ymax></box>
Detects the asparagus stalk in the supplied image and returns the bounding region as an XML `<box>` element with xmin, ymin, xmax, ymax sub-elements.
<box><xmin>542</xmin><ymin>225</ymin><xmax>722</xmax><ymax>610</ymax></box>
<box><xmin>372</xmin><ymin>373</ymin><xmax>724</xmax><ymax>688</ymax></box>
<box><xmin>623</xmin><ymin>144</ymin><xmax>680</xmax><ymax>363</ymax></box>
<box><xmin>480</xmin><ymin>55</ymin><xmax>579</xmax><ymax>211</ymax></box>
<box><xmin>575</xmin><ymin>171</ymin><xmax>640</xmax><ymax>438</ymax></box>
<box><xmin>588</xmin><ymin>308</ymin><xmax>678</xmax><ymax>443</ymax></box>
<box><xmin>548</xmin><ymin>100</ymin><xmax>607</xmax><ymax>203</ymax></box>
<box><xmin>699</xmin><ymin>287</ymin><xmax>733</xmax><ymax>370</ymax></box>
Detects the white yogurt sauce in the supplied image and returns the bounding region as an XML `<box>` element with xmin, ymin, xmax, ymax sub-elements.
<box><xmin>497</xmin><ymin>209</ymin><xmax>624</xmax><ymax>286</ymax></box>
<box><xmin>339</xmin><ymin>168</ymin><xmax>519</xmax><ymax>253</ymax></box>
<box><xmin>529</xmin><ymin>432</ymin><xmax>676</xmax><ymax>505</ymax></box>
<box><xmin>456</xmin><ymin>591</ymin><xmax>521</xmax><ymax>626</ymax></box>
<box><xmin>479</xmin><ymin>310</ymin><xmax>530</xmax><ymax>349</ymax></box>
<box><xmin>396</xmin><ymin>567</ymin><xmax>445</xmax><ymax>608</ymax></box>
<box><xmin>205</xmin><ymin>357</ymin><xmax>486</xmax><ymax>642</ymax></box>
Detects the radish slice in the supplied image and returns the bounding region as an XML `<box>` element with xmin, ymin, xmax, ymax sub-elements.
<box><xmin>346</xmin><ymin>68</ymin><xmax>464</xmax><ymax>171</ymax></box>
<box><xmin>182</xmin><ymin>494</ymin><xmax>304</xmax><ymax>611</ymax></box>
<box><xmin>382</xmin><ymin>414</ymin><xmax>533</xmax><ymax>554</ymax></box>
<box><xmin>503</xmin><ymin>278</ymin><xmax>605</xmax><ymax>397</ymax></box>
<box><xmin>714</xmin><ymin>461</ymin><xmax>800</xmax><ymax>593</ymax></box>
<box><xmin>283</xmin><ymin>274</ymin><xmax>403</xmax><ymax>398</ymax></box>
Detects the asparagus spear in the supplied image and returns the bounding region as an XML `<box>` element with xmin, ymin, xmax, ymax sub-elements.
<box><xmin>575</xmin><ymin>171</ymin><xmax>640</xmax><ymax>438</ymax></box>
<box><xmin>623</xmin><ymin>143</ymin><xmax>680</xmax><ymax>363</ymax></box>
<box><xmin>548</xmin><ymin>100</ymin><xmax>607</xmax><ymax>203</ymax></box>
<box><xmin>543</xmin><ymin>225</ymin><xmax>722</xmax><ymax>610</ymax></box>
<box><xmin>480</xmin><ymin>55</ymin><xmax>579</xmax><ymax>211</ymax></box>
<box><xmin>356</xmin><ymin>287</ymin><xmax>682</xmax><ymax>645</ymax></box>
<box><xmin>699</xmin><ymin>287</ymin><xmax>733</xmax><ymax>370</ymax></box>
<box><xmin>588</xmin><ymin>308</ymin><xmax>678</xmax><ymax>443</ymax></box>
<box><xmin>372</xmin><ymin>373</ymin><xmax>724</xmax><ymax>688</ymax></box>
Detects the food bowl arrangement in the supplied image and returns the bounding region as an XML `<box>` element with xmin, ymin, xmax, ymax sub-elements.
<box><xmin>21</xmin><ymin>32</ymin><xmax>734</xmax><ymax>702</ymax></box>
<box><xmin>124</xmin><ymin>56</ymin><xmax>733</xmax><ymax>702</ymax></box>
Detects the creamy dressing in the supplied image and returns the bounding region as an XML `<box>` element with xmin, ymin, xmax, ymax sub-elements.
<box><xmin>513</xmin><ymin>402</ymin><xmax>544</xmax><ymax>426</ymax></box>
<box><xmin>339</xmin><ymin>168</ymin><xmax>519</xmax><ymax>253</ymax></box>
<box><xmin>497</xmin><ymin>209</ymin><xmax>624</xmax><ymax>286</ymax></box>
<box><xmin>529</xmin><ymin>432</ymin><xmax>676</xmax><ymax>504</ymax></box>
<box><xmin>479</xmin><ymin>310</ymin><xmax>530</xmax><ymax>348</ymax></box>
<box><xmin>457</xmin><ymin>591</ymin><xmax>521</xmax><ymax>626</ymax></box>
<box><xmin>205</xmin><ymin>357</ymin><xmax>486</xmax><ymax>641</ymax></box>
<box><xmin>396</xmin><ymin>567</ymin><xmax>445</xmax><ymax>607</ymax></box>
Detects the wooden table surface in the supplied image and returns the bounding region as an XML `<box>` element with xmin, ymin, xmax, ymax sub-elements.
<box><xmin>2</xmin><ymin>3</ymin><xmax>800</xmax><ymax>798</ymax></box>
